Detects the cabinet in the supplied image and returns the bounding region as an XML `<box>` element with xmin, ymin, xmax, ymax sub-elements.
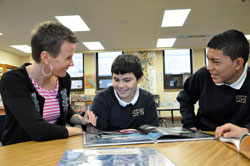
<box><xmin>0</xmin><ymin>64</ymin><xmax>17</xmax><ymax>79</ymax></box>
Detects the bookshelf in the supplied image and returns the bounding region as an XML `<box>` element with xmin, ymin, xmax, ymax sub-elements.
<box><xmin>70</xmin><ymin>94</ymin><xmax>95</xmax><ymax>113</ymax></box>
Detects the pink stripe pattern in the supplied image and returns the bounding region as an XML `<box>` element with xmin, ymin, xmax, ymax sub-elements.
<box><xmin>29</xmin><ymin>75</ymin><xmax>60</xmax><ymax>124</ymax></box>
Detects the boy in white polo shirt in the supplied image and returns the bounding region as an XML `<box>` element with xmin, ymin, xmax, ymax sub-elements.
<box><xmin>91</xmin><ymin>54</ymin><xmax>159</xmax><ymax>131</ymax></box>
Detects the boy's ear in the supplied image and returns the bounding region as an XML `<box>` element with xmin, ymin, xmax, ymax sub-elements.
<box><xmin>235</xmin><ymin>58</ymin><xmax>244</xmax><ymax>70</ymax></box>
<box><xmin>138</xmin><ymin>76</ymin><xmax>143</xmax><ymax>83</ymax></box>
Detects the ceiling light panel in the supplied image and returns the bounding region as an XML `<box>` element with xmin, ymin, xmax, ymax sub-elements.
<box><xmin>55</xmin><ymin>15</ymin><xmax>90</xmax><ymax>32</ymax></box>
<box><xmin>10</xmin><ymin>45</ymin><xmax>31</xmax><ymax>53</ymax></box>
<box><xmin>245</xmin><ymin>35</ymin><xmax>250</xmax><ymax>40</ymax></box>
<box><xmin>156</xmin><ymin>38</ymin><xmax>176</xmax><ymax>47</ymax></box>
<box><xmin>82</xmin><ymin>42</ymin><xmax>105</xmax><ymax>50</ymax></box>
<box><xmin>161</xmin><ymin>9</ymin><xmax>191</xmax><ymax>27</ymax></box>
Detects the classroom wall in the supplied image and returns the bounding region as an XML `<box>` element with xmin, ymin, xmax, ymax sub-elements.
<box><xmin>146</xmin><ymin>48</ymin><xmax>206</xmax><ymax>105</ymax></box>
<box><xmin>0</xmin><ymin>48</ymin><xmax>207</xmax><ymax>118</ymax></box>
<box><xmin>193</xmin><ymin>49</ymin><xmax>206</xmax><ymax>72</ymax></box>
<box><xmin>0</xmin><ymin>50</ymin><xmax>30</xmax><ymax>67</ymax></box>
<box><xmin>150</xmin><ymin>48</ymin><xmax>205</xmax><ymax>117</ymax></box>
<box><xmin>3</xmin><ymin>47</ymin><xmax>249</xmax><ymax>118</ymax></box>
<box><xmin>84</xmin><ymin>52</ymin><xmax>96</xmax><ymax>95</ymax></box>
<box><xmin>80</xmin><ymin>48</ymin><xmax>206</xmax><ymax>118</ymax></box>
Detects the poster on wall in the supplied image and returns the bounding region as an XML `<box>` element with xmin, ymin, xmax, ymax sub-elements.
<box><xmin>85</xmin><ymin>75</ymin><xmax>96</xmax><ymax>89</ymax></box>
<box><xmin>135</xmin><ymin>51</ymin><xmax>156</xmax><ymax>94</ymax></box>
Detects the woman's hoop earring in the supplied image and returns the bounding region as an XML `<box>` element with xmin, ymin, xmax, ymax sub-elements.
<box><xmin>42</xmin><ymin>64</ymin><xmax>53</xmax><ymax>77</ymax></box>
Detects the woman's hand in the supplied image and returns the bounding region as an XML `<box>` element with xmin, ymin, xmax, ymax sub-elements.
<box><xmin>70</xmin><ymin>110</ymin><xmax>97</xmax><ymax>126</ymax></box>
<box><xmin>66</xmin><ymin>126</ymin><xmax>83</xmax><ymax>136</ymax></box>
<box><xmin>82</xmin><ymin>110</ymin><xmax>97</xmax><ymax>126</ymax></box>
<box><xmin>190</xmin><ymin>127</ymin><xmax>198</xmax><ymax>131</ymax></box>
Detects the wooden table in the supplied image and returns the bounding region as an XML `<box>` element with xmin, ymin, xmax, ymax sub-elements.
<box><xmin>157</xmin><ymin>106</ymin><xmax>180</xmax><ymax>126</ymax></box>
<box><xmin>0</xmin><ymin>135</ymin><xmax>250</xmax><ymax>166</ymax></box>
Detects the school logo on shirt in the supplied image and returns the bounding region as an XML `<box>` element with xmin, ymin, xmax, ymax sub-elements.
<box><xmin>132</xmin><ymin>108</ymin><xmax>144</xmax><ymax>117</ymax></box>
<box><xmin>236</xmin><ymin>95</ymin><xmax>247</xmax><ymax>104</ymax></box>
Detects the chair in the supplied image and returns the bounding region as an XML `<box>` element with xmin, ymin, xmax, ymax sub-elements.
<box><xmin>153</xmin><ymin>95</ymin><xmax>167</xmax><ymax>127</ymax></box>
<box><xmin>157</xmin><ymin>108</ymin><xmax>168</xmax><ymax>127</ymax></box>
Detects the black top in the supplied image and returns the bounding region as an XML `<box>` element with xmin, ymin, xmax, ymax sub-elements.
<box><xmin>91</xmin><ymin>86</ymin><xmax>159</xmax><ymax>131</ymax></box>
<box><xmin>0</xmin><ymin>63</ymin><xmax>76</xmax><ymax>146</ymax></box>
<box><xmin>177</xmin><ymin>66</ymin><xmax>250</xmax><ymax>131</ymax></box>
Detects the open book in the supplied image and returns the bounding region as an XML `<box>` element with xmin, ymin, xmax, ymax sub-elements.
<box><xmin>219</xmin><ymin>133</ymin><xmax>250</xmax><ymax>159</ymax></box>
<box><xmin>57</xmin><ymin>147</ymin><xmax>176</xmax><ymax>166</ymax></box>
<box><xmin>83</xmin><ymin>124</ymin><xmax>214</xmax><ymax>147</ymax></box>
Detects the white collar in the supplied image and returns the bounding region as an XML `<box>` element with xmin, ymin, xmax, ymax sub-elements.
<box><xmin>114</xmin><ymin>86</ymin><xmax>140</xmax><ymax>107</ymax></box>
<box><xmin>215</xmin><ymin>64</ymin><xmax>248</xmax><ymax>90</ymax></box>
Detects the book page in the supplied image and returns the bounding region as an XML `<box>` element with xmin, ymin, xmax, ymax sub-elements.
<box><xmin>137</xmin><ymin>124</ymin><xmax>165</xmax><ymax>141</ymax></box>
<box><xmin>157</xmin><ymin>127</ymin><xmax>213</xmax><ymax>140</ymax></box>
<box><xmin>58</xmin><ymin>147</ymin><xmax>176</xmax><ymax>166</ymax></box>
<box><xmin>137</xmin><ymin>124</ymin><xmax>159</xmax><ymax>134</ymax></box>
<box><xmin>84</xmin><ymin>125</ymin><xmax>154</xmax><ymax>147</ymax></box>
<box><xmin>219</xmin><ymin>137</ymin><xmax>241</xmax><ymax>151</ymax></box>
<box><xmin>84</xmin><ymin>125</ymin><xmax>214</xmax><ymax>147</ymax></box>
<box><xmin>137</xmin><ymin>125</ymin><xmax>214</xmax><ymax>142</ymax></box>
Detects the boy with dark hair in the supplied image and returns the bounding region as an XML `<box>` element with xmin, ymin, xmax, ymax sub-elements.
<box><xmin>92</xmin><ymin>54</ymin><xmax>159</xmax><ymax>131</ymax></box>
<box><xmin>177</xmin><ymin>29</ymin><xmax>250</xmax><ymax>132</ymax></box>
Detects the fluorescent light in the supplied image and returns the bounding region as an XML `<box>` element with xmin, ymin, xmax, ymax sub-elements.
<box><xmin>82</xmin><ymin>42</ymin><xmax>105</xmax><ymax>50</ymax></box>
<box><xmin>55</xmin><ymin>15</ymin><xmax>90</xmax><ymax>32</ymax></box>
<box><xmin>245</xmin><ymin>35</ymin><xmax>250</xmax><ymax>40</ymax></box>
<box><xmin>156</xmin><ymin>38</ymin><xmax>176</xmax><ymax>47</ymax></box>
<box><xmin>0</xmin><ymin>33</ymin><xmax>3</xmax><ymax>35</ymax></box>
<box><xmin>10</xmin><ymin>45</ymin><xmax>32</xmax><ymax>53</ymax></box>
<box><xmin>161</xmin><ymin>9</ymin><xmax>191</xmax><ymax>27</ymax></box>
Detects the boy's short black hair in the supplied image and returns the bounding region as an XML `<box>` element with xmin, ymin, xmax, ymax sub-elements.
<box><xmin>111</xmin><ymin>54</ymin><xmax>143</xmax><ymax>80</ymax></box>
<box><xmin>207</xmin><ymin>29</ymin><xmax>249</xmax><ymax>65</ymax></box>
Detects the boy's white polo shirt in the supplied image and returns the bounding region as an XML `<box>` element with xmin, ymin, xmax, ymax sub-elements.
<box><xmin>114</xmin><ymin>86</ymin><xmax>140</xmax><ymax>107</ymax></box>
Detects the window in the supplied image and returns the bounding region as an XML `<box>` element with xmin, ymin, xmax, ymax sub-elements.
<box><xmin>96</xmin><ymin>51</ymin><xmax>122</xmax><ymax>90</ymax></box>
<box><xmin>163</xmin><ymin>49</ymin><xmax>193</xmax><ymax>89</ymax></box>
<box><xmin>67</xmin><ymin>53</ymin><xmax>84</xmax><ymax>91</ymax></box>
